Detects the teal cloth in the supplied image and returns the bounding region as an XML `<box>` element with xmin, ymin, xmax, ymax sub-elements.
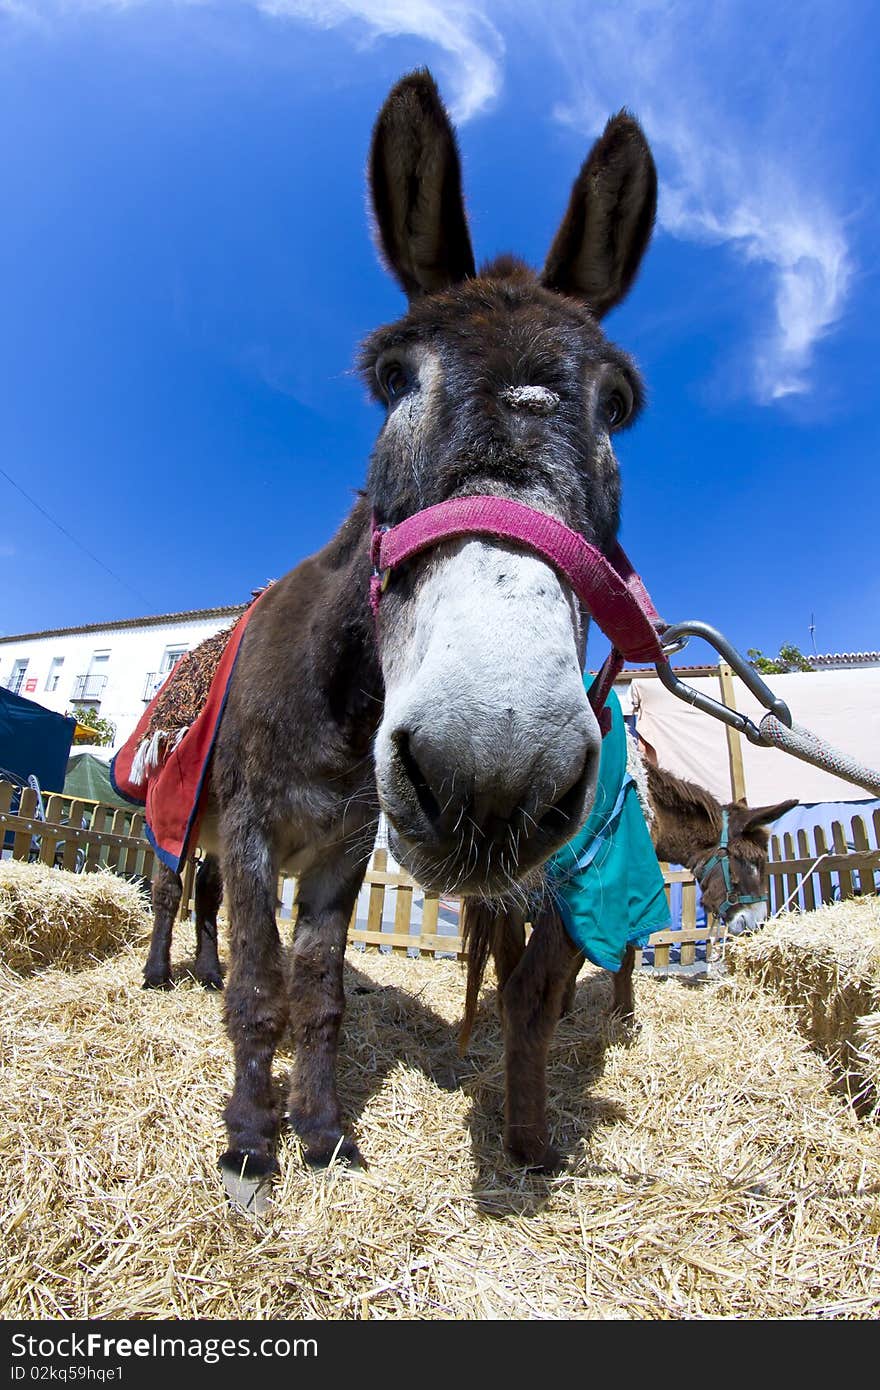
<box><xmin>547</xmin><ymin>677</ymin><xmax>670</xmax><ymax>971</ymax></box>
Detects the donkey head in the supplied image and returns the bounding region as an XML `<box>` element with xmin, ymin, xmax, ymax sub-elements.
<box><xmin>700</xmin><ymin>798</ymin><xmax>798</xmax><ymax>933</ymax></box>
<box><xmin>362</xmin><ymin>70</ymin><xmax>657</xmax><ymax>896</ymax></box>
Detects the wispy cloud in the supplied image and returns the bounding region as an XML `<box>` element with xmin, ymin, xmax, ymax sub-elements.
<box><xmin>4</xmin><ymin>0</ymin><xmax>855</xmax><ymax>401</ymax></box>
<box><xmin>549</xmin><ymin>0</ymin><xmax>853</xmax><ymax>403</ymax></box>
<box><xmin>5</xmin><ymin>0</ymin><xmax>503</xmax><ymax>121</ymax></box>
<box><xmin>258</xmin><ymin>1</ymin><xmax>503</xmax><ymax>120</ymax></box>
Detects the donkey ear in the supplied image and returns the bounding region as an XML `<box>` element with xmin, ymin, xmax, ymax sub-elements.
<box><xmin>541</xmin><ymin>111</ymin><xmax>657</xmax><ymax>318</ymax></box>
<box><xmin>369</xmin><ymin>69</ymin><xmax>476</xmax><ymax>300</ymax></box>
<box><xmin>735</xmin><ymin>799</ymin><xmax>799</xmax><ymax>834</ymax></box>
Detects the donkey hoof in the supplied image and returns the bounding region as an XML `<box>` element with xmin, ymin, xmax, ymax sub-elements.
<box><xmin>142</xmin><ymin>973</ymin><xmax>172</xmax><ymax>991</ymax></box>
<box><xmin>535</xmin><ymin>1144</ymin><xmax>564</xmax><ymax>1175</ymax></box>
<box><xmin>610</xmin><ymin>1010</ymin><xmax>640</xmax><ymax>1040</ymax></box>
<box><xmin>219</xmin><ymin>1150</ymin><xmax>278</xmax><ymax>1215</ymax></box>
<box><xmin>196</xmin><ymin>971</ymin><xmax>224</xmax><ymax>992</ymax></box>
<box><xmin>524</xmin><ymin>1144</ymin><xmax>564</xmax><ymax>1176</ymax></box>
<box><xmin>301</xmin><ymin>1134</ymin><xmax>366</xmax><ymax>1171</ymax></box>
<box><xmin>507</xmin><ymin>1140</ymin><xmax>564</xmax><ymax>1176</ymax></box>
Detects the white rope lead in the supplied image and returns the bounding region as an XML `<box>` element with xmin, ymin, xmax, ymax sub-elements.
<box><xmin>774</xmin><ymin>851</ymin><xmax>832</xmax><ymax>916</ymax></box>
<box><xmin>759</xmin><ymin>715</ymin><xmax>880</xmax><ymax>798</ymax></box>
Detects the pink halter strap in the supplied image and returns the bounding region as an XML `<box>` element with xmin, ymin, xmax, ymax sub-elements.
<box><xmin>370</xmin><ymin>495</ymin><xmax>668</xmax><ymax>734</ymax></box>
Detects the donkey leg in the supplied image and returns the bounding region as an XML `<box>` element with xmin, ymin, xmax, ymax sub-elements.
<box><xmin>219</xmin><ymin>829</ymin><xmax>286</xmax><ymax>1197</ymax></box>
<box><xmin>501</xmin><ymin>908</ymin><xmax>580</xmax><ymax>1172</ymax></box>
<box><xmin>611</xmin><ymin>943</ymin><xmax>637</xmax><ymax>1023</ymax></box>
<box><xmin>193</xmin><ymin>853</ymin><xmax>224</xmax><ymax>990</ymax></box>
<box><xmin>491</xmin><ymin>914</ymin><xmax>527</xmax><ymax>1032</ymax></box>
<box><xmin>492</xmin><ymin>915</ymin><xmax>527</xmax><ymax>1001</ymax></box>
<box><xmin>286</xmin><ymin>854</ymin><xmax>367</xmax><ymax>1168</ymax></box>
<box><xmin>492</xmin><ymin>914</ymin><xmax>582</xmax><ymax>1021</ymax></box>
<box><xmin>558</xmin><ymin>949</ymin><xmax>586</xmax><ymax>1020</ymax></box>
<box><xmin>143</xmin><ymin>863</ymin><xmax>182</xmax><ymax>989</ymax></box>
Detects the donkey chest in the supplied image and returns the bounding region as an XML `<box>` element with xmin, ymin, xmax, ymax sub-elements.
<box><xmin>198</xmin><ymin>787</ymin><xmax>376</xmax><ymax>881</ymax></box>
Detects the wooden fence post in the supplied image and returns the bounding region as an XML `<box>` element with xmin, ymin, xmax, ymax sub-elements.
<box><xmin>717</xmin><ymin>662</ymin><xmax>747</xmax><ymax>803</ymax></box>
<box><xmin>766</xmin><ymin>815</ymin><xmax>880</xmax><ymax>911</ymax></box>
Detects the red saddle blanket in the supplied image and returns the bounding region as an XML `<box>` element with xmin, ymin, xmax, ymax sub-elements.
<box><xmin>111</xmin><ymin>598</ymin><xmax>263</xmax><ymax>873</ymax></box>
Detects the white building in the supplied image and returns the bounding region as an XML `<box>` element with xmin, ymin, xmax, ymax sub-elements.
<box><xmin>0</xmin><ymin>603</ymin><xmax>248</xmax><ymax>750</ymax></box>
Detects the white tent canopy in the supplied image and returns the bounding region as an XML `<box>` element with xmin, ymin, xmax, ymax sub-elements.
<box><xmin>628</xmin><ymin>666</ymin><xmax>880</xmax><ymax>806</ymax></box>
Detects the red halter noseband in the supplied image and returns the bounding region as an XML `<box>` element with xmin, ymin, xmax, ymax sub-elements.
<box><xmin>370</xmin><ymin>495</ymin><xmax>668</xmax><ymax>734</ymax></box>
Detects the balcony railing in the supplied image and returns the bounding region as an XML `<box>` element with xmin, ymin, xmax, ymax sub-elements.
<box><xmin>72</xmin><ymin>673</ymin><xmax>108</xmax><ymax>702</ymax></box>
<box><xmin>143</xmin><ymin>672</ymin><xmax>165</xmax><ymax>702</ymax></box>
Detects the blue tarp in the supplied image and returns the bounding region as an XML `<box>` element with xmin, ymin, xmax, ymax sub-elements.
<box><xmin>769</xmin><ymin>798</ymin><xmax>880</xmax><ymax>846</ymax></box>
<box><xmin>0</xmin><ymin>684</ymin><xmax>76</xmax><ymax>793</ymax></box>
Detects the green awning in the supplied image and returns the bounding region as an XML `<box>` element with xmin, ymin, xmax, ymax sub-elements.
<box><xmin>63</xmin><ymin>751</ymin><xmax>132</xmax><ymax>809</ymax></box>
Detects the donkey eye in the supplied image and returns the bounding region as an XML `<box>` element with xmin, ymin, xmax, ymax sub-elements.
<box><xmin>377</xmin><ymin>360</ymin><xmax>412</xmax><ymax>404</ymax></box>
<box><xmin>604</xmin><ymin>384</ymin><xmax>633</xmax><ymax>431</ymax></box>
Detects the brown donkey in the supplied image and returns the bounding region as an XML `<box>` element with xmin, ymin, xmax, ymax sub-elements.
<box><xmin>645</xmin><ymin>760</ymin><xmax>796</xmax><ymax>939</ymax></box>
<box><xmin>144</xmin><ymin>69</ymin><xmax>660</xmax><ymax>1198</ymax></box>
<box><xmin>461</xmin><ymin>756</ymin><xmax>796</xmax><ymax>1056</ymax></box>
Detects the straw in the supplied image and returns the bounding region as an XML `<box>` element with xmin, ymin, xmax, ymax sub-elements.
<box><xmin>0</xmin><ymin>860</ymin><xmax>151</xmax><ymax>976</ymax></box>
<box><xmin>2</xmin><ymin>919</ymin><xmax>878</xmax><ymax>1319</ymax></box>
<box><xmin>728</xmin><ymin>897</ymin><xmax>880</xmax><ymax>1119</ymax></box>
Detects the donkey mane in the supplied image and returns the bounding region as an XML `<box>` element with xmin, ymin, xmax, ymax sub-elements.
<box><xmin>479</xmin><ymin>253</ymin><xmax>538</xmax><ymax>283</ymax></box>
<box><xmin>648</xmin><ymin>762</ymin><xmax>724</xmax><ymax>831</ymax></box>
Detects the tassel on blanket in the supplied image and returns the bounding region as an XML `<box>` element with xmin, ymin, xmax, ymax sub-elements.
<box><xmin>136</xmin><ymin>587</ymin><xmax>272</xmax><ymax>779</ymax></box>
<box><xmin>130</xmin><ymin>726</ymin><xmax>190</xmax><ymax>786</ymax></box>
<box><xmin>132</xmin><ymin>620</ymin><xmax>248</xmax><ymax>786</ymax></box>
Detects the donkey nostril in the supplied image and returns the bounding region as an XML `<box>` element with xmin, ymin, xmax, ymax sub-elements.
<box><xmin>537</xmin><ymin>783</ymin><xmax>581</xmax><ymax>838</ymax></box>
<box><xmin>536</xmin><ymin>755</ymin><xmax>594</xmax><ymax>839</ymax></box>
<box><xmin>392</xmin><ymin>731</ymin><xmax>442</xmax><ymax>824</ymax></box>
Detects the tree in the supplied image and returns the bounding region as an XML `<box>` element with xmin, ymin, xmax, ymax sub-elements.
<box><xmin>67</xmin><ymin>705</ymin><xmax>117</xmax><ymax>746</ymax></box>
<box><xmin>746</xmin><ymin>644</ymin><xmax>814</xmax><ymax>674</ymax></box>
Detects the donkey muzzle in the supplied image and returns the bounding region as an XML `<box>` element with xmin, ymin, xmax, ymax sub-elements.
<box><xmin>377</xmin><ymin>701</ymin><xmax>600</xmax><ymax>895</ymax></box>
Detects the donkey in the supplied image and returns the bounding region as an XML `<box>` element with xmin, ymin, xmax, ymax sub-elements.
<box><xmin>143</xmin><ymin>68</ymin><xmax>660</xmax><ymax>1195</ymax></box>
<box><xmin>460</xmin><ymin>754</ymin><xmax>797</xmax><ymax>1047</ymax></box>
<box><xmin>644</xmin><ymin>759</ymin><xmax>796</xmax><ymax>938</ymax></box>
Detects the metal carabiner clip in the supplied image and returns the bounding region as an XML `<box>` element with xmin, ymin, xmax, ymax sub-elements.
<box><xmin>655</xmin><ymin>620</ymin><xmax>792</xmax><ymax>746</ymax></box>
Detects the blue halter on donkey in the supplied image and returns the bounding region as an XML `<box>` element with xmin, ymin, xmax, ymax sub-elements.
<box><xmin>696</xmin><ymin>808</ymin><xmax>766</xmax><ymax>921</ymax></box>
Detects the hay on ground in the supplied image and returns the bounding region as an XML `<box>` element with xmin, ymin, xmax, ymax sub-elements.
<box><xmin>0</xmin><ymin>860</ymin><xmax>151</xmax><ymax>975</ymax></box>
<box><xmin>727</xmin><ymin>896</ymin><xmax>880</xmax><ymax>1116</ymax></box>
<box><xmin>1</xmin><ymin>925</ymin><xmax>879</xmax><ymax>1320</ymax></box>
<box><xmin>854</xmin><ymin>1013</ymin><xmax>880</xmax><ymax>1119</ymax></box>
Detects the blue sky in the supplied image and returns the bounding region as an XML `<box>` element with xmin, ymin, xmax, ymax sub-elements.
<box><xmin>1</xmin><ymin>0</ymin><xmax>878</xmax><ymax>669</ymax></box>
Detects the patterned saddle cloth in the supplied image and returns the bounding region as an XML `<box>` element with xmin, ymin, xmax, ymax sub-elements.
<box><xmin>111</xmin><ymin>589</ymin><xmax>269</xmax><ymax>872</ymax></box>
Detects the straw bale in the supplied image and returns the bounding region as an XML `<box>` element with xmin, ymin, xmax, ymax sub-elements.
<box><xmin>853</xmin><ymin>1014</ymin><xmax>880</xmax><ymax>1120</ymax></box>
<box><xmin>2</xmin><ymin>925</ymin><xmax>879</xmax><ymax>1321</ymax></box>
<box><xmin>727</xmin><ymin>897</ymin><xmax>880</xmax><ymax>1114</ymax></box>
<box><xmin>0</xmin><ymin>860</ymin><xmax>151</xmax><ymax>975</ymax></box>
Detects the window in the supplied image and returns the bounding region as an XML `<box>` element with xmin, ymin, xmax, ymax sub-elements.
<box><xmin>143</xmin><ymin>645</ymin><xmax>188</xmax><ymax>702</ymax></box>
<box><xmin>73</xmin><ymin>650</ymin><xmax>110</xmax><ymax>702</ymax></box>
<box><xmin>161</xmin><ymin>645</ymin><xmax>188</xmax><ymax>674</ymax></box>
<box><xmin>8</xmin><ymin>659</ymin><xmax>27</xmax><ymax>694</ymax></box>
<box><xmin>45</xmin><ymin>656</ymin><xmax>64</xmax><ymax>693</ymax></box>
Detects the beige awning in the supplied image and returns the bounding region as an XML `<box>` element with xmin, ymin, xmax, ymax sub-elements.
<box><xmin>630</xmin><ymin>666</ymin><xmax>880</xmax><ymax>805</ymax></box>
